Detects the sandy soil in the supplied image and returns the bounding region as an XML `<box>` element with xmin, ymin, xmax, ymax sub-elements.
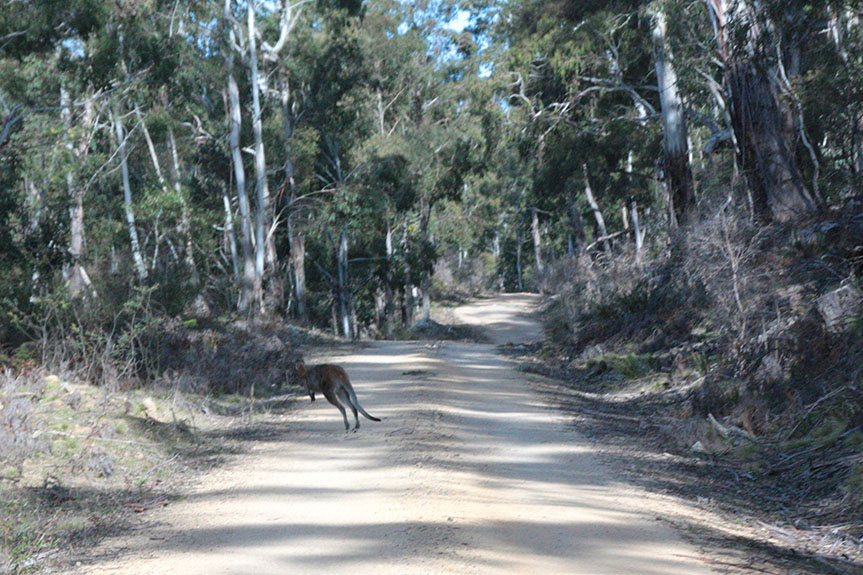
<box><xmin>72</xmin><ymin>294</ymin><xmax>717</xmax><ymax>575</ymax></box>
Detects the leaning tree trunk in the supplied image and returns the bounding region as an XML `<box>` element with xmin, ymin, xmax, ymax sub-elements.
<box><xmin>649</xmin><ymin>2</ymin><xmax>696</xmax><ymax>227</ymax></box>
<box><xmin>110</xmin><ymin>105</ymin><xmax>148</xmax><ymax>283</ymax></box>
<box><xmin>224</xmin><ymin>0</ymin><xmax>255</xmax><ymax>312</ymax></box>
<box><xmin>583</xmin><ymin>165</ymin><xmax>611</xmax><ymax>254</ymax></box>
<box><xmin>707</xmin><ymin>0</ymin><xmax>817</xmax><ymax>222</ymax></box>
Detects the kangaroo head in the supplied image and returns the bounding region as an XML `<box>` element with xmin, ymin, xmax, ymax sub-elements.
<box><xmin>294</xmin><ymin>359</ymin><xmax>307</xmax><ymax>377</ymax></box>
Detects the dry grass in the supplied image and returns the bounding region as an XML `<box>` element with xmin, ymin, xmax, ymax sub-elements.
<box><xmin>0</xmin><ymin>358</ymin><xmax>302</xmax><ymax>573</ymax></box>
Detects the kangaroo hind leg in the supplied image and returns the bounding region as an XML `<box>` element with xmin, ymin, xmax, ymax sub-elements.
<box><xmin>337</xmin><ymin>386</ymin><xmax>360</xmax><ymax>431</ymax></box>
<box><xmin>323</xmin><ymin>389</ymin><xmax>351</xmax><ymax>431</ymax></box>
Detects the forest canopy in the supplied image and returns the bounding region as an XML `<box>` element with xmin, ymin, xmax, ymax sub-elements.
<box><xmin>0</xmin><ymin>0</ymin><xmax>860</xmax><ymax>352</ymax></box>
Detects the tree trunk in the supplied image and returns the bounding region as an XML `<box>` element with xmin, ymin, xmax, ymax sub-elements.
<box><xmin>63</xmin><ymin>87</ymin><xmax>95</xmax><ymax>298</ymax></box>
<box><xmin>530</xmin><ymin>206</ymin><xmax>544</xmax><ymax>277</ymax></box>
<box><xmin>280</xmin><ymin>74</ymin><xmax>307</xmax><ymax>323</ymax></box>
<box><xmin>167</xmin><ymin>125</ymin><xmax>205</xmax><ymax>300</ymax></box>
<box><xmin>421</xmin><ymin>275</ymin><xmax>431</xmax><ymax>321</ymax></box>
<box><xmin>221</xmin><ymin>184</ymin><xmax>240</xmax><ymax>280</ymax></box>
<box><xmin>631</xmin><ymin>201</ymin><xmax>646</xmax><ymax>265</ymax></box>
<box><xmin>402</xmin><ymin>222</ymin><xmax>414</xmax><ymax>326</ymax></box>
<box><xmin>337</xmin><ymin>226</ymin><xmax>352</xmax><ymax>339</ymax></box>
<box><xmin>288</xmin><ymin>211</ymin><xmax>307</xmax><ymax>322</ymax></box>
<box><xmin>706</xmin><ymin>0</ymin><xmax>817</xmax><ymax>222</ymax></box>
<box><xmin>649</xmin><ymin>2</ymin><xmax>696</xmax><ymax>228</ymax></box>
<box><xmin>567</xmin><ymin>187</ymin><xmax>586</xmax><ymax>258</ymax></box>
<box><xmin>110</xmin><ymin>105</ymin><xmax>148</xmax><ymax>282</ymax></box>
<box><xmin>247</xmin><ymin>0</ymin><xmax>273</xmax><ymax>313</ymax></box>
<box><xmin>515</xmin><ymin>226</ymin><xmax>524</xmax><ymax>292</ymax></box>
<box><xmin>420</xmin><ymin>204</ymin><xmax>432</xmax><ymax>322</ymax></box>
<box><xmin>583</xmin><ymin>164</ymin><xmax>611</xmax><ymax>254</ymax></box>
<box><xmin>384</xmin><ymin>220</ymin><xmax>395</xmax><ymax>338</ymax></box>
<box><xmin>224</xmin><ymin>0</ymin><xmax>255</xmax><ymax>312</ymax></box>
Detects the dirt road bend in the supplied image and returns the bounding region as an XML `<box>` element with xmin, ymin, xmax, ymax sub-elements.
<box><xmin>80</xmin><ymin>294</ymin><xmax>714</xmax><ymax>575</ymax></box>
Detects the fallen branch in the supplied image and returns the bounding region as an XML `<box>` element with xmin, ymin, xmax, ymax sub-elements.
<box><xmin>585</xmin><ymin>229</ymin><xmax>629</xmax><ymax>252</ymax></box>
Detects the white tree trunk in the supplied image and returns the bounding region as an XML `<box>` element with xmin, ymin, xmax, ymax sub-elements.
<box><xmin>402</xmin><ymin>222</ymin><xmax>414</xmax><ymax>326</ymax></box>
<box><xmin>247</xmin><ymin>0</ymin><xmax>271</xmax><ymax>313</ymax></box>
<box><xmin>111</xmin><ymin>105</ymin><xmax>148</xmax><ymax>282</ymax></box>
<box><xmin>337</xmin><ymin>226</ymin><xmax>352</xmax><ymax>338</ymax></box>
<box><xmin>649</xmin><ymin>2</ymin><xmax>696</xmax><ymax>227</ymax></box>
<box><xmin>530</xmin><ymin>206</ymin><xmax>544</xmax><ymax>276</ymax></box>
<box><xmin>583</xmin><ymin>164</ymin><xmax>610</xmax><ymax>254</ymax></box>
<box><xmin>289</xmin><ymin>214</ymin><xmax>307</xmax><ymax>322</ymax></box>
<box><xmin>62</xmin><ymin>87</ymin><xmax>95</xmax><ymax>298</ymax></box>
<box><xmin>631</xmin><ymin>201</ymin><xmax>646</xmax><ymax>264</ymax></box>
<box><xmin>224</xmin><ymin>0</ymin><xmax>255</xmax><ymax>312</ymax></box>
<box><xmin>222</xmin><ymin>184</ymin><xmax>240</xmax><ymax>279</ymax></box>
<box><xmin>384</xmin><ymin>220</ymin><xmax>394</xmax><ymax>337</ymax></box>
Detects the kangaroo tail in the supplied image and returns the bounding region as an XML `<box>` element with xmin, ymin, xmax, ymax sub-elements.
<box><xmin>347</xmin><ymin>387</ymin><xmax>381</xmax><ymax>422</ymax></box>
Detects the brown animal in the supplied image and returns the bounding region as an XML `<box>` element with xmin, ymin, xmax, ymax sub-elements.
<box><xmin>294</xmin><ymin>359</ymin><xmax>381</xmax><ymax>431</ymax></box>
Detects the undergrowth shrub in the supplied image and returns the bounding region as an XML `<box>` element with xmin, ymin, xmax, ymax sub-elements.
<box><xmin>544</xmin><ymin>199</ymin><xmax>862</xmax><ymax>431</ymax></box>
<box><xmin>2</xmin><ymin>284</ymin><xmax>163</xmax><ymax>389</ymax></box>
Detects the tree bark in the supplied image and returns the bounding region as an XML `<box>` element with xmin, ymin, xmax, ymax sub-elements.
<box><xmin>288</xmin><ymin>208</ymin><xmax>307</xmax><ymax>322</ymax></box>
<box><xmin>384</xmin><ymin>220</ymin><xmax>395</xmax><ymax>338</ymax></box>
<box><xmin>247</xmin><ymin>0</ymin><xmax>273</xmax><ymax>313</ymax></box>
<box><xmin>649</xmin><ymin>2</ymin><xmax>696</xmax><ymax>227</ymax></box>
<box><xmin>110</xmin><ymin>105</ymin><xmax>148</xmax><ymax>282</ymax></box>
<box><xmin>420</xmin><ymin>204</ymin><xmax>432</xmax><ymax>322</ymax></box>
<box><xmin>280</xmin><ymin>73</ymin><xmax>308</xmax><ymax>323</ymax></box>
<box><xmin>62</xmin><ymin>87</ymin><xmax>95</xmax><ymax>298</ymax></box>
<box><xmin>515</xmin><ymin>226</ymin><xmax>524</xmax><ymax>292</ymax></box>
<box><xmin>221</xmin><ymin>184</ymin><xmax>240</xmax><ymax>280</ymax></box>
<box><xmin>631</xmin><ymin>201</ymin><xmax>646</xmax><ymax>265</ymax></box>
<box><xmin>706</xmin><ymin>0</ymin><xmax>817</xmax><ymax>222</ymax></box>
<box><xmin>402</xmin><ymin>222</ymin><xmax>414</xmax><ymax>327</ymax></box>
<box><xmin>223</xmin><ymin>0</ymin><xmax>256</xmax><ymax>312</ymax></box>
<box><xmin>337</xmin><ymin>226</ymin><xmax>353</xmax><ymax>339</ymax></box>
<box><xmin>567</xmin><ymin>186</ymin><xmax>587</xmax><ymax>258</ymax></box>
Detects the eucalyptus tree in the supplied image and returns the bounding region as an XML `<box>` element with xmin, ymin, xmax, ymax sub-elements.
<box><xmin>704</xmin><ymin>0</ymin><xmax>819</xmax><ymax>222</ymax></box>
<box><xmin>0</xmin><ymin>0</ymin><xmax>109</xmax><ymax>302</ymax></box>
<box><xmin>646</xmin><ymin>0</ymin><xmax>695</xmax><ymax>227</ymax></box>
<box><xmin>495</xmin><ymin>0</ymin><xmax>663</xmax><ymax>266</ymax></box>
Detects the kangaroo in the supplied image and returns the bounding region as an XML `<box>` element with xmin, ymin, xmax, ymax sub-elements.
<box><xmin>294</xmin><ymin>359</ymin><xmax>381</xmax><ymax>432</ymax></box>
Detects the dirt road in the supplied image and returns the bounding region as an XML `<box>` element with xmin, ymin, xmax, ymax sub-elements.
<box><xmin>81</xmin><ymin>294</ymin><xmax>714</xmax><ymax>574</ymax></box>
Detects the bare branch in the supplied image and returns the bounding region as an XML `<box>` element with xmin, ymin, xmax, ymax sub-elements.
<box><xmin>262</xmin><ymin>0</ymin><xmax>313</xmax><ymax>55</ymax></box>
